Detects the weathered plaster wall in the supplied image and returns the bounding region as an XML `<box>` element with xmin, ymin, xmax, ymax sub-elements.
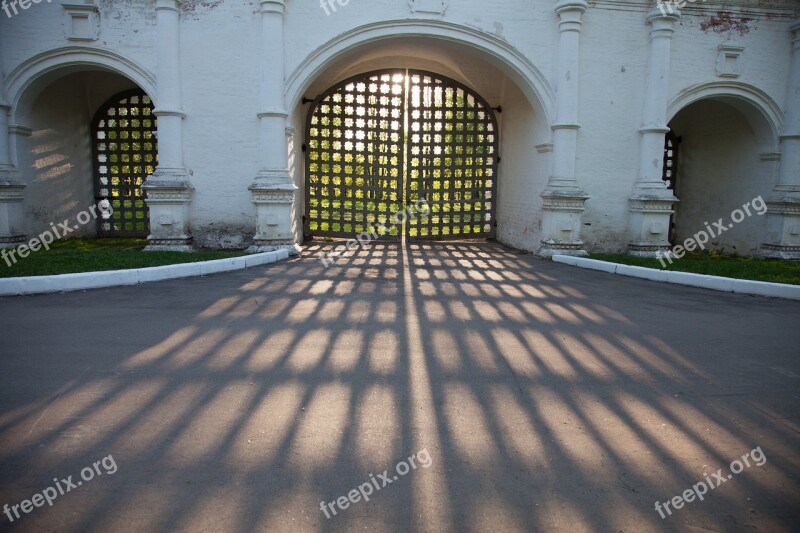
<box><xmin>2</xmin><ymin>0</ymin><xmax>795</xmax><ymax>252</ymax></box>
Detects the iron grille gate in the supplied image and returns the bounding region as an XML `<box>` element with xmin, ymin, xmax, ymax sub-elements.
<box><xmin>92</xmin><ymin>89</ymin><xmax>157</xmax><ymax>237</ymax></box>
<box><xmin>305</xmin><ymin>69</ymin><xmax>498</xmax><ymax>241</ymax></box>
<box><xmin>662</xmin><ymin>130</ymin><xmax>681</xmax><ymax>245</ymax></box>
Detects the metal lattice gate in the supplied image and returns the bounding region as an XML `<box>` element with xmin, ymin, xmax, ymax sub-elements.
<box><xmin>92</xmin><ymin>89</ymin><xmax>157</xmax><ymax>237</ymax></box>
<box><xmin>662</xmin><ymin>130</ymin><xmax>681</xmax><ymax>245</ymax></box>
<box><xmin>305</xmin><ymin>69</ymin><xmax>498</xmax><ymax>241</ymax></box>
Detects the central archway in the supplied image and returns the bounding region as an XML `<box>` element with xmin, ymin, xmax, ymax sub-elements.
<box><xmin>304</xmin><ymin>69</ymin><xmax>499</xmax><ymax>241</ymax></box>
<box><xmin>288</xmin><ymin>22</ymin><xmax>555</xmax><ymax>251</ymax></box>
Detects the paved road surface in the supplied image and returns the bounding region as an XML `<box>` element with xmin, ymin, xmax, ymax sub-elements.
<box><xmin>0</xmin><ymin>242</ymin><xmax>798</xmax><ymax>532</ymax></box>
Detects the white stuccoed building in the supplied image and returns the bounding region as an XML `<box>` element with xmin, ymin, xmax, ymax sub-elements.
<box><xmin>0</xmin><ymin>0</ymin><xmax>798</xmax><ymax>258</ymax></box>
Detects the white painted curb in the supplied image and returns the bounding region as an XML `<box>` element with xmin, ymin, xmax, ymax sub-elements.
<box><xmin>552</xmin><ymin>255</ymin><xmax>800</xmax><ymax>301</ymax></box>
<box><xmin>0</xmin><ymin>250</ymin><xmax>289</xmax><ymax>296</ymax></box>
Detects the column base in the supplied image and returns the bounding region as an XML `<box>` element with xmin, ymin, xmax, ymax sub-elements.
<box><xmin>538</xmin><ymin>240</ymin><xmax>589</xmax><ymax>259</ymax></box>
<box><xmin>758</xmin><ymin>195</ymin><xmax>800</xmax><ymax>260</ymax></box>
<box><xmin>144</xmin><ymin>239</ymin><xmax>195</xmax><ymax>253</ymax></box>
<box><xmin>627</xmin><ymin>243</ymin><xmax>671</xmax><ymax>257</ymax></box>
<box><xmin>249</xmin><ymin>175</ymin><xmax>297</xmax><ymax>249</ymax></box>
<box><xmin>627</xmin><ymin>192</ymin><xmax>677</xmax><ymax>257</ymax></box>
<box><xmin>537</xmin><ymin>187</ymin><xmax>589</xmax><ymax>258</ymax></box>
<box><xmin>758</xmin><ymin>244</ymin><xmax>800</xmax><ymax>260</ymax></box>
<box><xmin>246</xmin><ymin>243</ymin><xmax>302</xmax><ymax>256</ymax></box>
<box><xmin>142</xmin><ymin>170</ymin><xmax>194</xmax><ymax>252</ymax></box>
<box><xmin>0</xmin><ymin>170</ymin><xmax>27</xmax><ymax>248</ymax></box>
<box><xmin>0</xmin><ymin>235</ymin><xmax>26</xmax><ymax>249</ymax></box>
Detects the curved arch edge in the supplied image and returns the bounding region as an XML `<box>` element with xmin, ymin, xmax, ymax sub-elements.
<box><xmin>667</xmin><ymin>81</ymin><xmax>784</xmax><ymax>140</ymax></box>
<box><xmin>5</xmin><ymin>46</ymin><xmax>157</xmax><ymax>122</ymax></box>
<box><xmin>285</xmin><ymin>19</ymin><xmax>555</xmax><ymax>126</ymax></box>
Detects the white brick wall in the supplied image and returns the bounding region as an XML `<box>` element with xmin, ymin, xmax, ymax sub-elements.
<box><xmin>1</xmin><ymin>0</ymin><xmax>795</xmax><ymax>253</ymax></box>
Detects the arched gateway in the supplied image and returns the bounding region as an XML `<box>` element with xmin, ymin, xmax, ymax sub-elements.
<box><xmin>304</xmin><ymin>69</ymin><xmax>499</xmax><ymax>241</ymax></box>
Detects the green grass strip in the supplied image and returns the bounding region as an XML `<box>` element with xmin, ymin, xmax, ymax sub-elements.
<box><xmin>589</xmin><ymin>252</ymin><xmax>800</xmax><ymax>286</ymax></box>
<box><xmin>0</xmin><ymin>239</ymin><xmax>247</xmax><ymax>278</ymax></box>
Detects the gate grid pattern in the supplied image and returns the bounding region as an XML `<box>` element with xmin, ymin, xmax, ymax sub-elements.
<box><xmin>305</xmin><ymin>69</ymin><xmax>498</xmax><ymax>241</ymax></box>
<box><xmin>92</xmin><ymin>90</ymin><xmax>157</xmax><ymax>237</ymax></box>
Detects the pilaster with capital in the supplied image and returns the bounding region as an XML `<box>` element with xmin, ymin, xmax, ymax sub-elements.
<box><xmin>0</xmin><ymin>65</ymin><xmax>26</xmax><ymax>249</ymax></box>
<box><xmin>248</xmin><ymin>0</ymin><xmax>299</xmax><ymax>253</ymax></box>
<box><xmin>538</xmin><ymin>0</ymin><xmax>590</xmax><ymax>258</ymax></box>
<box><xmin>626</xmin><ymin>5</ymin><xmax>680</xmax><ymax>257</ymax></box>
<box><xmin>142</xmin><ymin>0</ymin><xmax>194</xmax><ymax>251</ymax></box>
<box><xmin>760</xmin><ymin>19</ymin><xmax>800</xmax><ymax>260</ymax></box>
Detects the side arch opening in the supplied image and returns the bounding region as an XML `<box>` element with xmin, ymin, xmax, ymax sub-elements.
<box><xmin>664</xmin><ymin>96</ymin><xmax>778</xmax><ymax>255</ymax></box>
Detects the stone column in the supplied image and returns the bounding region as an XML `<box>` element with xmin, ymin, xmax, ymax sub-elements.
<box><xmin>760</xmin><ymin>19</ymin><xmax>800</xmax><ymax>260</ymax></box>
<box><xmin>0</xmin><ymin>65</ymin><xmax>26</xmax><ymax>249</ymax></box>
<box><xmin>626</xmin><ymin>6</ymin><xmax>680</xmax><ymax>257</ymax></box>
<box><xmin>538</xmin><ymin>0</ymin><xmax>590</xmax><ymax>258</ymax></box>
<box><xmin>142</xmin><ymin>0</ymin><xmax>193</xmax><ymax>251</ymax></box>
<box><xmin>248</xmin><ymin>0</ymin><xmax>298</xmax><ymax>253</ymax></box>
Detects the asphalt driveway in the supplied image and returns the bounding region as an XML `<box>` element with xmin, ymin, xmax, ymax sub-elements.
<box><xmin>0</xmin><ymin>241</ymin><xmax>798</xmax><ymax>532</ymax></box>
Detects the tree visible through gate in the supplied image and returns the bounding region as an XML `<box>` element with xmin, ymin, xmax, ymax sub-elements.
<box><xmin>305</xmin><ymin>69</ymin><xmax>498</xmax><ymax>241</ymax></box>
<box><xmin>92</xmin><ymin>89</ymin><xmax>157</xmax><ymax>237</ymax></box>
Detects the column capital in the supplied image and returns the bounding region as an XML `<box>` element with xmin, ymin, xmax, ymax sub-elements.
<box><xmin>261</xmin><ymin>0</ymin><xmax>286</xmax><ymax>16</ymax></box>
<box><xmin>152</xmin><ymin>108</ymin><xmax>186</xmax><ymax>118</ymax></box>
<box><xmin>791</xmin><ymin>19</ymin><xmax>800</xmax><ymax>51</ymax></box>
<box><xmin>8</xmin><ymin>125</ymin><xmax>32</xmax><ymax>138</ymax></box>
<box><xmin>155</xmin><ymin>0</ymin><xmax>179</xmax><ymax>13</ymax></box>
<box><xmin>551</xmin><ymin>122</ymin><xmax>581</xmax><ymax>131</ymax></box>
<box><xmin>647</xmin><ymin>6</ymin><xmax>680</xmax><ymax>32</ymax></box>
<box><xmin>0</xmin><ymin>170</ymin><xmax>24</xmax><ymax>190</ymax></box>
<box><xmin>554</xmin><ymin>0</ymin><xmax>588</xmax><ymax>16</ymax></box>
<box><xmin>555</xmin><ymin>0</ymin><xmax>588</xmax><ymax>30</ymax></box>
<box><xmin>257</xmin><ymin>109</ymin><xmax>288</xmax><ymax>119</ymax></box>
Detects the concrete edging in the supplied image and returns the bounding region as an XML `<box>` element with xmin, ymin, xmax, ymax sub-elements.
<box><xmin>0</xmin><ymin>250</ymin><xmax>290</xmax><ymax>296</ymax></box>
<box><xmin>552</xmin><ymin>255</ymin><xmax>800</xmax><ymax>301</ymax></box>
